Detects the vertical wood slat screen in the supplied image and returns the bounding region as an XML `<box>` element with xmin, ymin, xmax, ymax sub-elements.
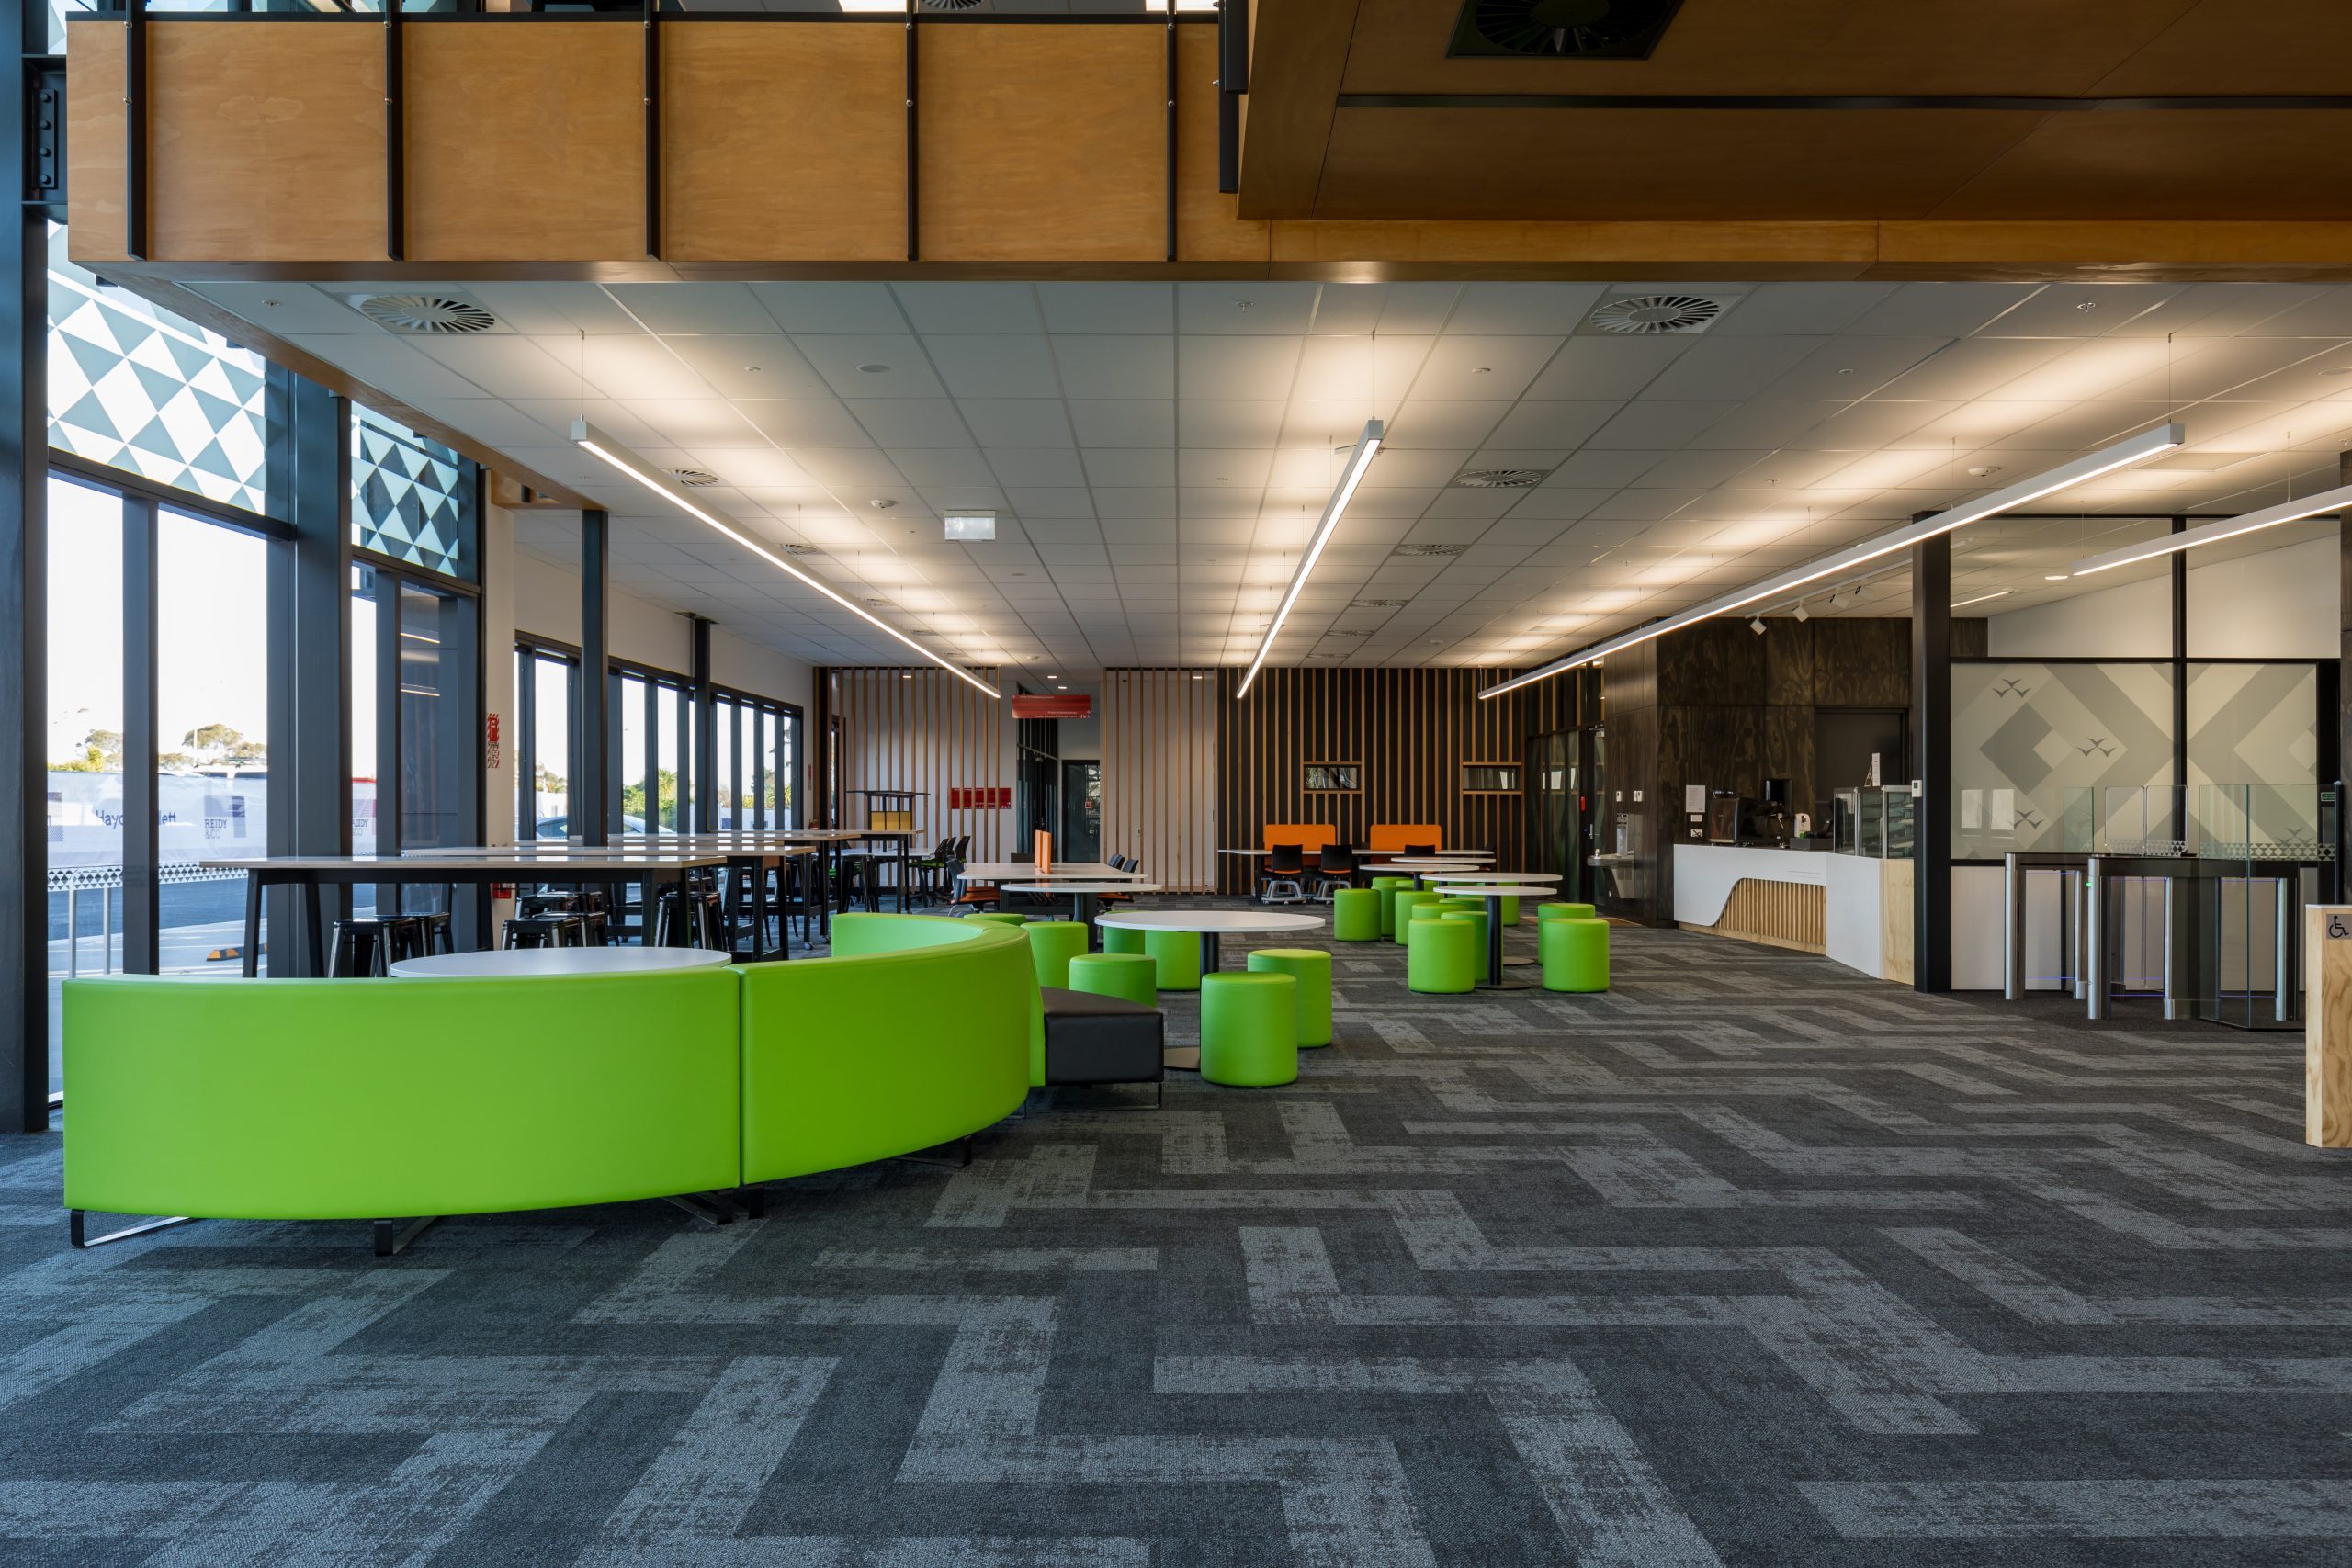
<box><xmin>1102</xmin><ymin>668</ymin><xmax>1218</xmax><ymax>891</ymax></box>
<box><xmin>1213</xmin><ymin>667</ymin><xmax>1573</xmax><ymax>895</ymax></box>
<box><xmin>825</xmin><ymin>667</ymin><xmax>1008</xmax><ymax>861</ymax></box>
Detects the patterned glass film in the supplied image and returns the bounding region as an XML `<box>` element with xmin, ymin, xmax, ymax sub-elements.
<box><xmin>1950</xmin><ymin>661</ymin><xmax>2178</xmax><ymax>860</ymax></box>
<box><xmin>45</xmin><ymin>225</ymin><xmax>268</xmax><ymax>513</ymax></box>
<box><xmin>2186</xmin><ymin>662</ymin><xmax>2323</xmax><ymax>859</ymax></box>
<box><xmin>352</xmin><ymin>405</ymin><xmax>468</xmax><ymax>578</ymax></box>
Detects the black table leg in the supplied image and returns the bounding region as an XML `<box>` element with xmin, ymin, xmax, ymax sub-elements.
<box><xmin>241</xmin><ymin>874</ymin><xmax>263</xmax><ymax>978</ymax></box>
<box><xmin>303</xmin><ymin>882</ymin><xmax>324</xmax><ymax>978</ymax></box>
<box><xmin>1201</xmin><ymin>931</ymin><xmax>1220</xmax><ymax>976</ymax></box>
<box><xmin>1488</xmin><ymin>896</ymin><xmax>1505</xmax><ymax>986</ymax></box>
<box><xmin>1076</xmin><ymin>892</ymin><xmax>1098</xmax><ymax>947</ymax></box>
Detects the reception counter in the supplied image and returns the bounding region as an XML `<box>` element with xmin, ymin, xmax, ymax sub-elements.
<box><xmin>1673</xmin><ymin>844</ymin><xmax>1914</xmax><ymax>983</ymax></box>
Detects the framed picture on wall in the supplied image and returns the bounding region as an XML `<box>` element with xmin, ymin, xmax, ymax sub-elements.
<box><xmin>1304</xmin><ymin>761</ymin><xmax>1363</xmax><ymax>793</ymax></box>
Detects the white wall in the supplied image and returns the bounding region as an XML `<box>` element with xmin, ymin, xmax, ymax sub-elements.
<box><xmin>1987</xmin><ymin>535</ymin><xmax>2336</xmax><ymax>660</ymax></box>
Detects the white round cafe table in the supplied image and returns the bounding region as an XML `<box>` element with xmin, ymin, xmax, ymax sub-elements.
<box><xmin>1001</xmin><ymin>881</ymin><xmax>1161</xmax><ymax>945</ymax></box>
<box><xmin>1417</xmin><ymin>883</ymin><xmax>1545</xmax><ymax>989</ymax></box>
<box><xmin>1096</xmin><ymin>909</ymin><xmax>1324</xmax><ymax>1072</ymax></box>
<box><xmin>1422</xmin><ymin>870</ymin><xmax>1561</xmax><ymax>886</ymax></box>
<box><xmin>389</xmin><ymin>947</ymin><xmax>731</xmax><ymax>979</ymax></box>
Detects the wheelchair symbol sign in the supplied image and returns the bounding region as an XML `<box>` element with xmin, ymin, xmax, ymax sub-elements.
<box><xmin>2328</xmin><ymin>914</ymin><xmax>2352</xmax><ymax>942</ymax></box>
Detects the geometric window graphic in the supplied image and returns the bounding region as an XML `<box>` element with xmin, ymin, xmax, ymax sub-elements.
<box><xmin>352</xmin><ymin>403</ymin><xmax>467</xmax><ymax>578</ymax></box>
<box><xmin>45</xmin><ymin>223</ymin><xmax>268</xmax><ymax>514</ymax></box>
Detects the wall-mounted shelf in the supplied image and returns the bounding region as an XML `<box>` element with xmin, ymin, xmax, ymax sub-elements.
<box><xmin>1460</xmin><ymin>761</ymin><xmax>1522</xmax><ymax>795</ymax></box>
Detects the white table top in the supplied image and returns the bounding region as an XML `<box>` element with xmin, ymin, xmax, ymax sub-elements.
<box><xmin>1216</xmin><ymin>848</ymin><xmax>1270</xmax><ymax>856</ymax></box>
<box><xmin>1096</xmin><ymin>909</ymin><xmax>1325</xmax><ymax>934</ymax></box>
<box><xmin>203</xmin><ymin>853</ymin><xmax>725</xmax><ymax>873</ymax></box>
<box><xmin>1002</xmin><ymin>882</ymin><xmax>1162</xmax><ymax>896</ymax></box>
<box><xmin>406</xmin><ymin>842</ymin><xmax>814</xmax><ymax>860</ymax></box>
<box><xmin>1382</xmin><ymin>856</ymin><xmax>1498</xmax><ymax>867</ymax></box>
<box><xmin>961</xmin><ymin>862</ymin><xmax>1141</xmax><ymax>881</ymax></box>
<box><xmin>1423</xmin><ymin>883</ymin><xmax>1545</xmax><ymax>898</ymax></box>
<box><xmin>1423</xmin><ymin>871</ymin><xmax>1561</xmax><ymax>884</ymax></box>
<box><xmin>389</xmin><ymin>947</ymin><xmax>731</xmax><ymax>978</ymax></box>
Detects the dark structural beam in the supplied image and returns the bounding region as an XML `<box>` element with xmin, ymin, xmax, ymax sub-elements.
<box><xmin>1912</xmin><ymin>530</ymin><xmax>1952</xmax><ymax>993</ymax></box>
<box><xmin>579</xmin><ymin>509</ymin><xmax>611</xmax><ymax>846</ymax></box>
<box><xmin>690</xmin><ymin>614</ymin><xmax>714</xmax><ymax>831</ymax></box>
<box><xmin>121</xmin><ymin>497</ymin><xmax>158</xmax><ymax>975</ymax></box>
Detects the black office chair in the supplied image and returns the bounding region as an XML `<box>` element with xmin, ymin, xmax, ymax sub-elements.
<box><xmin>1260</xmin><ymin>843</ymin><xmax>1307</xmax><ymax>904</ymax></box>
<box><xmin>1403</xmin><ymin>842</ymin><xmax>1437</xmax><ymax>857</ymax></box>
<box><xmin>1312</xmin><ymin>843</ymin><xmax>1358</xmax><ymax>901</ymax></box>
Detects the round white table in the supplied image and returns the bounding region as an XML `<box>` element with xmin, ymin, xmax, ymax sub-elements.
<box><xmin>1096</xmin><ymin>909</ymin><xmax>1325</xmax><ymax>1070</ymax></box>
<box><xmin>389</xmin><ymin>947</ymin><xmax>731</xmax><ymax>979</ymax></box>
<box><xmin>1383</xmin><ymin>855</ymin><xmax>1501</xmax><ymax>888</ymax></box>
<box><xmin>1002</xmin><ymin>881</ymin><xmax>1161</xmax><ymax>944</ymax></box>
<box><xmin>1419</xmin><ymin>883</ymin><xmax>1544</xmax><ymax>989</ymax></box>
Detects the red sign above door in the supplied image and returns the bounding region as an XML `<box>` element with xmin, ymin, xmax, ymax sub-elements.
<box><xmin>1012</xmin><ymin>694</ymin><xmax>1092</xmax><ymax>719</ymax></box>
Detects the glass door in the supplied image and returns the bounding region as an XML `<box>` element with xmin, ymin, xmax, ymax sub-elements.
<box><xmin>1061</xmin><ymin>761</ymin><xmax>1102</xmax><ymax>863</ymax></box>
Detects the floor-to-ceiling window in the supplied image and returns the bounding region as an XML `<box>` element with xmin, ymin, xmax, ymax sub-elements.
<box><xmin>708</xmin><ymin>689</ymin><xmax>801</xmax><ymax>829</ymax></box>
<box><xmin>43</xmin><ymin>478</ymin><xmax>124</xmax><ymax>1095</ymax></box>
<box><xmin>514</xmin><ymin>637</ymin><xmax>580</xmax><ymax>840</ymax></box>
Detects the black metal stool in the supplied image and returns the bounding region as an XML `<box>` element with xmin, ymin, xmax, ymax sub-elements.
<box><xmin>328</xmin><ymin>916</ymin><xmax>424</xmax><ymax>976</ymax></box>
<box><xmin>502</xmin><ymin>912</ymin><xmax>586</xmax><ymax>949</ymax></box>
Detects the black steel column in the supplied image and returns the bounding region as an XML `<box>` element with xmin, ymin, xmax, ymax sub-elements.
<box><xmin>2339</xmin><ymin>450</ymin><xmax>2352</xmax><ymax>876</ymax></box>
<box><xmin>3</xmin><ymin>0</ymin><xmax>51</xmax><ymax>1128</ymax></box>
<box><xmin>579</xmin><ymin>510</ymin><xmax>611</xmax><ymax>846</ymax></box>
<box><xmin>689</xmin><ymin>614</ymin><xmax>714</xmax><ymax>831</ymax></box>
<box><xmin>1216</xmin><ymin>0</ymin><xmax>1247</xmax><ymax>194</ymax></box>
<box><xmin>1912</xmin><ymin>532</ymin><xmax>1952</xmax><ymax>992</ymax></box>
<box><xmin>121</xmin><ymin>497</ymin><xmax>158</xmax><ymax>974</ymax></box>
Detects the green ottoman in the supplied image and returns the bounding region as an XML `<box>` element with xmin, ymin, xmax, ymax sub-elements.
<box><xmin>1538</xmin><ymin>902</ymin><xmax>1596</xmax><ymax>923</ymax></box>
<box><xmin>1068</xmin><ymin>951</ymin><xmax>1159</xmax><ymax>1008</ymax></box>
<box><xmin>1541</xmin><ymin>917</ymin><xmax>1610</xmax><ymax>992</ymax></box>
<box><xmin>1499</xmin><ymin>894</ymin><xmax>1521</xmax><ymax>927</ymax></box>
<box><xmin>967</xmin><ymin>911</ymin><xmax>1027</xmax><ymax>928</ymax></box>
<box><xmin>1441</xmin><ymin>907</ymin><xmax>1488</xmax><ymax>960</ymax></box>
<box><xmin>1200</xmin><ymin>972</ymin><xmax>1298</xmax><ymax>1086</ymax></box>
<box><xmin>1248</xmin><ymin>948</ymin><xmax>1332</xmax><ymax>1048</ymax></box>
<box><xmin>1408</xmin><ymin>917</ymin><xmax>1476</xmax><ymax>994</ymax></box>
<box><xmin>1371</xmin><ymin>875</ymin><xmax>1416</xmax><ymax>938</ymax></box>
<box><xmin>1332</xmin><ymin>887</ymin><xmax>1382</xmax><ymax>942</ymax></box>
<box><xmin>1026</xmin><ymin>919</ymin><xmax>1089</xmax><ymax>987</ymax></box>
<box><xmin>1102</xmin><ymin>923</ymin><xmax>1145</xmax><ymax>955</ymax></box>
<box><xmin>1144</xmin><ymin>928</ymin><xmax>1204</xmax><ymax>991</ymax></box>
<box><xmin>1392</xmin><ymin>890</ymin><xmax>1442</xmax><ymax>945</ymax></box>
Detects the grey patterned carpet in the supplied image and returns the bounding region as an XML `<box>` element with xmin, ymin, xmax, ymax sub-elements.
<box><xmin>3</xmin><ymin>909</ymin><xmax>2349</xmax><ymax>1567</ymax></box>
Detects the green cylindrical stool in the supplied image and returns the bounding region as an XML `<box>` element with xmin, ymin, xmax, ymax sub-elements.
<box><xmin>1200</xmin><ymin>972</ymin><xmax>1298</xmax><ymax>1086</ymax></box>
<box><xmin>1102</xmin><ymin>923</ymin><xmax>1145</xmax><ymax>954</ymax></box>
<box><xmin>1499</xmin><ymin>894</ymin><xmax>1521</xmax><ymax>927</ymax></box>
<box><xmin>1248</xmin><ymin>947</ymin><xmax>1332</xmax><ymax>1047</ymax></box>
<box><xmin>1408</xmin><ymin>917</ymin><xmax>1476</xmax><ymax>993</ymax></box>
<box><xmin>1068</xmin><ymin>951</ymin><xmax>1158</xmax><ymax>1007</ymax></box>
<box><xmin>1537</xmin><ymin>902</ymin><xmax>1596</xmax><ymax>923</ymax></box>
<box><xmin>1332</xmin><ymin>887</ymin><xmax>1382</xmax><ymax>942</ymax></box>
<box><xmin>1441</xmin><ymin>907</ymin><xmax>1488</xmax><ymax>959</ymax></box>
<box><xmin>1371</xmin><ymin>876</ymin><xmax>1415</xmax><ymax>938</ymax></box>
<box><xmin>1144</xmin><ymin>928</ymin><xmax>1204</xmax><ymax>991</ymax></box>
<box><xmin>1392</xmin><ymin>890</ymin><xmax>1442</xmax><ymax>945</ymax></box>
<box><xmin>1541</xmin><ymin>917</ymin><xmax>1610</xmax><ymax>992</ymax></box>
<box><xmin>967</xmin><ymin>911</ymin><xmax>1027</xmax><ymax>928</ymax></box>
<box><xmin>1026</xmin><ymin>919</ymin><xmax>1089</xmax><ymax>987</ymax></box>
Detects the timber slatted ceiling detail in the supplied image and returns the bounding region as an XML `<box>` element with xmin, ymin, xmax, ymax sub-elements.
<box><xmin>1102</xmin><ymin>669</ymin><xmax>1218</xmax><ymax>892</ymax></box>
<box><xmin>1212</xmin><ymin>666</ymin><xmax>1572</xmax><ymax>897</ymax></box>
<box><xmin>826</xmin><ymin>668</ymin><xmax>1009</xmax><ymax>862</ymax></box>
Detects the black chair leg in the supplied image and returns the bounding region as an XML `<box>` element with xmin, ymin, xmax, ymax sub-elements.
<box><xmin>70</xmin><ymin>1210</ymin><xmax>198</xmax><ymax>1248</ymax></box>
<box><xmin>372</xmin><ymin>1216</ymin><xmax>437</xmax><ymax>1258</ymax></box>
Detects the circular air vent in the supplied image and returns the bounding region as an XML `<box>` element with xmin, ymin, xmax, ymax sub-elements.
<box><xmin>355</xmin><ymin>294</ymin><xmax>498</xmax><ymax>335</ymax></box>
<box><xmin>671</xmin><ymin>468</ymin><xmax>719</xmax><ymax>488</ymax></box>
<box><xmin>1393</xmin><ymin>543</ymin><xmax>1466</xmax><ymax>558</ymax></box>
<box><xmin>922</xmin><ymin>0</ymin><xmax>984</xmax><ymax>8</ymax></box>
<box><xmin>1454</xmin><ymin>468</ymin><xmax>1548</xmax><ymax>489</ymax></box>
<box><xmin>1589</xmin><ymin>294</ymin><xmax>1724</xmax><ymax>335</ymax></box>
<box><xmin>1469</xmin><ymin>0</ymin><xmax>1679</xmax><ymax>58</ymax></box>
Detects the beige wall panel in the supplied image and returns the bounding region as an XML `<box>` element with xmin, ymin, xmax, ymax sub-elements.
<box><xmin>1102</xmin><ymin>669</ymin><xmax>1218</xmax><ymax>892</ymax></box>
<box><xmin>150</xmin><ymin>24</ymin><xmax>385</xmax><ymax>263</ymax></box>
<box><xmin>1174</xmin><ymin>25</ymin><xmax>1267</xmax><ymax>265</ymax></box>
<box><xmin>65</xmin><ymin>24</ymin><xmax>129</xmax><ymax>262</ymax></box>
<box><xmin>404</xmin><ymin>22</ymin><xmax>643</xmax><ymax>262</ymax></box>
<box><xmin>830</xmin><ymin>667</ymin><xmax>1009</xmax><ymax>863</ymax></box>
<box><xmin>663</xmin><ymin>25</ymin><xmax>903</xmax><ymax>263</ymax></box>
<box><xmin>917</xmin><ymin>27</ymin><xmax>1161</xmax><ymax>263</ymax></box>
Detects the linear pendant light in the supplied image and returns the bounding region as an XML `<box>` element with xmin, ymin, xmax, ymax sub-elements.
<box><xmin>571</xmin><ymin>420</ymin><xmax>1001</xmax><ymax>699</ymax></box>
<box><xmin>2068</xmin><ymin>481</ymin><xmax>2352</xmax><ymax>579</ymax></box>
<box><xmin>1237</xmin><ymin>418</ymin><xmax>1384</xmax><ymax>698</ymax></box>
<box><xmin>1476</xmin><ymin>423</ymin><xmax>2183</xmax><ymax>701</ymax></box>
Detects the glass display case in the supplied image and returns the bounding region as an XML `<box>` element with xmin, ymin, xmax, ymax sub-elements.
<box><xmin>1833</xmin><ymin>786</ymin><xmax>1915</xmax><ymax>859</ymax></box>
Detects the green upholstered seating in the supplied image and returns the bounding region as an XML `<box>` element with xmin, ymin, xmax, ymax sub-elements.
<box><xmin>1142</xmin><ymin>927</ymin><xmax>1203</xmax><ymax>991</ymax></box>
<box><xmin>1248</xmin><ymin>947</ymin><xmax>1332</xmax><ymax>1048</ymax></box>
<box><xmin>1067</xmin><ymin>951</ymin><xmax>1158</xmax><ymax>1008</ymax></box>
<box><xmin>1391</xmin><ymin>889</ymin><xmax>1442</xmax><ymax>945</ymax></box>
<box><xmin>967</xmin><ymin>911</ymin><xmax>1028</xmax><ymax>928</ymax></box>
<box><xmin>1498</xmin><ymin>894</ymin><xmax>1522</xmax><ymax>927</ymax></box>
<box><xmin>1408</xmin><ymin>917</ymin><xmax>1476</xmax><ymax>994</ymax></box>
<box><xmin>1025</xmin><ymin>919</ymin><xmax>1089</xmax><ymax>987</ymax></box>
<box><xmin>1538</xmin><ymin>902</ymin><xmax>1596</xmax><ymax>923</ymax></box>
<box><xmin>1441</xmin><ymin>906</ymin><xmax>1488</xmax><ymax>959</ymax></box>
<box><xmin>1332</xmin><ymin>887</ymin><xmax>1382</xmax><ymax>942</ymax></box>
<box><xmin>1199</xmin><ymin>973</ymin><xmax>1298</xmax><ymax>1086</ymax></box>
<box><xmin>1370</xmin><ymin>875</ymin><xmax>1415</xmax><ymax>938</ymax></box>
<box><xmin>1540</xmin><ymin>917</ymin><xmax>1611</xmax><ymax>992</ymax></box>
<box><xmin>1101</xmin><ymin>923</ymin><xmax>1145</xmax><ymax>955</ymax></box>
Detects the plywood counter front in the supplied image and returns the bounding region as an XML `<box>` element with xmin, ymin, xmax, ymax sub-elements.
<box><xmin>1673</xmin><ymin>844</ymin><xmax>1911</xmax><ymax>983</ymax></box>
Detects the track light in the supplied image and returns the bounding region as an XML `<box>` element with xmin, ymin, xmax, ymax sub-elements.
<box><xmin>571</xmin><ymin>420</ymin><xmax>1001</xmax><ymax>698</ymax></box>
<box><xmin>1792</xmin><ymin>603</ymin><xmax>1810</xmax><ymax>623</ymax></box>
<box><xmin>1476</xmin><ymin>423</ymin><xmax>2182</xmax><ymax>701</ymax></box>
<box><xmin>1748</xmin><ymin>616</ymin><xmax>1767</xmax><ymax>635</ymax></box>
<box><xmin>2069</xmin><ymin>481</ymin><xmax>2352</xmax><ymax>577</ymax></box>
<box><xmin>1237</xmin><ymin>419</ymin><xmax>1383</xmax><ymax>699</ymax></box>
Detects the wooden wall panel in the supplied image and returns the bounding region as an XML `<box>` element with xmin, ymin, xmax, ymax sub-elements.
<box><xmin>1174</xmin><ymin>22</ymin><xmax>1270</xmax><ymax>265</ymax></box>
<box><xmin>826</xmin><ymin>667</ymin><xmax>1011</xmax><ymax>862</ymax></box>
<box><xmin>404</xmin><ymin>22</ymin><xmax>644</xmax><ymax>263</ymax></box>
<box><xmin>148</xmin><ymin>23</ymin><xmax>385</xmax><ymax>263</ymax></box>
<box><xmin>1679</xmin><ymin>877</ymin><xmax>1828</xmax><ymax>954</ymax></box>
<box><xmin>1102</xmin><ymin>669</ymin><xmax>1219</xmax><ymax>891</ymax></box>
<box><xmin>63</xmin><ymin>24</ymin><xmax>128</xmax><ymax>262</ymax></box>
<box><xmin>917</xmin><ymin>26</ymin><xmax>1163</xmax><ymax>263</ymax></box>
<box><xmin>663</xmin><ymin>25</ymin><xmax>903</xmax><ymax>264</ymax></box>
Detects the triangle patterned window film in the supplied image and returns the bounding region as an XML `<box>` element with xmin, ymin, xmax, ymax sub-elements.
<box><xmin>45</xmin><ymin>224</ymin><xmax>266</xmax><ymax>513</ymax></box>
<box><xmin>353</xmin><ymin>405</ymin><xmax>467</xmax><ymax>578</ymax></box>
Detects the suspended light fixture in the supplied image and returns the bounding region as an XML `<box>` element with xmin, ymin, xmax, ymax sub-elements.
<box><xmin>1476</xmin><ymin>423</ymin><xmax>2182</xmax><ymax>700</ymax></box>
<box><xmin>571</xmin><ymin>420</ymin><xmax>1001</xmax><ymax>698</ymax></box>
<box><xmin>2067</xmin><ymin>481</ymin><xmax>2352</xmax><ymax>578</ymax></box>
<box><xmin>1237</xmin><ymin>418</ymin><xmax>1384</xmax><ymax>699</ymax></box>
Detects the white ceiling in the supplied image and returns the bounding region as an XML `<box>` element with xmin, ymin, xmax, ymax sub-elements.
<box><xmin>184</xmin><ymin>277</ymin><xmax>2352</xmax><ymax>685</ymax></box>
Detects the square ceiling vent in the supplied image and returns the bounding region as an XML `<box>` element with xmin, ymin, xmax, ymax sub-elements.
<box><xmin>1446</xmin><ymin>0</ymin><xmax>1686</xmax><ymax>61</ymax></box>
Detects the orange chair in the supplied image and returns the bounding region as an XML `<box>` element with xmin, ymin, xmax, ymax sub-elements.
<box><xmin>1367</xmin><ymin>825</ymin><xmax>1442</xmax><ymax>863</ymax></box>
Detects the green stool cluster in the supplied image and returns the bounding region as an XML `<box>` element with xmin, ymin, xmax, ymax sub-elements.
<box><xmin>1248</xmin><ymin>948</ymin><xmax>1332</xmax><ymax>1048</ymax></box>
<box><xmin>1369</xmin><ymin>875</ymin><xmax>1417</xmax><ymax>938</ymax></box>
<box><xmin>1067</xmin><ymin>951</ymin><xmax>1158</xmax><ymax>1007</ymax></box>
<box><xmin>1537</xmin><ymin>902</ymin><xmax>1595</xmax><ymax>923</ymax></box>
<box><xmin>1540</xmin><ymin>918</ymin><xmax>1610</xmax><ymax>992</ymax></box>
<box><xmin>1407</xmin><ymin>917</ymin><xmax>1476</xmax><ymax>993</ymax></box>
<box><xmin>1391</xmin><ymin>889</ymin><xmax>1442</xmax><ymax>945</ymax></box>
<box><xmin>1025</xmin><ymin>920</ymin><xmax>1088</xmax><ymax>987</ymax></box>
<box><xmin>1101</xmin><ymin>924</ymin><xmax>1144</xmax><ymax>954</ymax></box>
<box><xmin>1200</xmin><ymin>972</ymin><xmax>1298</xmax><ymax>1086</ymax></box>
<box><xmin>1441</xmin><ymin>906</ymin><xmax>1488</xmax><ymax>958</ymax></box>
<box><xmin>1332</xmin><ymin>887</ymin><xmax>1382</xmax><ymax>942</ymax></box>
